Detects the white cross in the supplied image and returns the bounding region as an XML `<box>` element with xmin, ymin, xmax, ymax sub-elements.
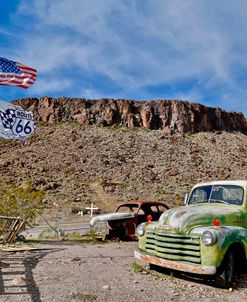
<box><xmin>85</xmin><ymin>202</ymin><xmax>99</xmax><ymax>218</ymax></box>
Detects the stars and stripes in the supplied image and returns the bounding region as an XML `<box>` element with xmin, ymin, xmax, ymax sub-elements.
<box><xmin>0</xmin><ymin>57</ymin><xmax>37</xmax><ymax>89</ymax></box>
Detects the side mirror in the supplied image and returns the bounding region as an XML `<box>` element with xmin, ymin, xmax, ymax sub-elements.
<box><xmin>184</xmin><ymin>194</ymin><xmax>188</xmax><ymax>205</ymax></box>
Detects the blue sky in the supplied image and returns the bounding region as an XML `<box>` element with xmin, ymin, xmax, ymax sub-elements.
<box><xmin>1</xmin><ymin>1</ymin><xmax>247</xmax><ymax>115</ymax></box>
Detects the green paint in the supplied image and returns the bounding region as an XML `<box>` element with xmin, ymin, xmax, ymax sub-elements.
<box><xmin>136</xmin><ymin>180</ymin><xmax>247</xmax><ymax>275</ymax></box>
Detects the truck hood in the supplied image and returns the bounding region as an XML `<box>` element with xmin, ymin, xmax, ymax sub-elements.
<box><xmin>90</xmin><ymin>212</ymin><xmax>134</xmax><ymax>226</ymax></box>
<box><xmin>158</xmin><ymin>203</ymin><xmax>244</xmax><ymax>233</ymax></box>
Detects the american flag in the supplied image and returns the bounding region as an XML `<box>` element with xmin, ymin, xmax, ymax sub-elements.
<box><xmin>0</xmin><ymin>57</ymin><xmax>37</xmax><ymax>89</ymax></box>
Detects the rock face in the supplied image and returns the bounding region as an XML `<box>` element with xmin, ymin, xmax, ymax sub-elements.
<box><xmin>12</xmin><ymin>97</ymin><xmax>247</xmax><ymax>134</ymax></box>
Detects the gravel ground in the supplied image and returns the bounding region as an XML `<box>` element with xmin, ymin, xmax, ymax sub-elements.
<box><xmin>0</xmin><ymin>241</ymin><xmax>247</xmax><ymax>302</ymax></box>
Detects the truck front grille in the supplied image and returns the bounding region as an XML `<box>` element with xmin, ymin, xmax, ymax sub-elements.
<box><xmin>145</xmin><ymin>231</ymin><xmax>201</xmax><ymax>264</ymax></box>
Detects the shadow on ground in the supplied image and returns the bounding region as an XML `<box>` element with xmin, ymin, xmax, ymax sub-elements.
<box><xmin>0</xmin><ymin>247</ymin><xmax>64</xmax><ymax>302</ymax></box>
<box><xmin>148</xmin><ymin>264</ymin><xmax>247</xmax><ymax>290</ymax></box>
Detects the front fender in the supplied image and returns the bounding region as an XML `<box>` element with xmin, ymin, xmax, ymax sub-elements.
<box><xmin>90</xmin><ymin>212</ymin><xmax>134</xmax><ymax>226</ymax></box>
<box><xmin>191</xmin><ymin>226</ymin><xmax>247</xmax><ymax>268</ymax></box>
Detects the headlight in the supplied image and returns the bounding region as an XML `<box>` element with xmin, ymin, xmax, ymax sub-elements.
<box><xmin>136</xmin><ymin>223</ymin><xmax>145</xmax><ymax>237</ymax></box>
<box><xmin>202</xmin><ymin>230</ymin><xmax>217</xmax><ymax>246</ymax></box>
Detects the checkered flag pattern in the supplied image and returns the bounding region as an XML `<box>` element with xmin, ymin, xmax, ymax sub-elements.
<box><xmin>0</xmin><ymin>109</ymin><xmax>16</xmax><ymax>129</ymax></box>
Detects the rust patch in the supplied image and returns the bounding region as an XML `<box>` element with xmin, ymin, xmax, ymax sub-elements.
<box><xmin>134</xmin><ymin>250</ymin><xmax>216</xmax><ymax>275</ymax></box>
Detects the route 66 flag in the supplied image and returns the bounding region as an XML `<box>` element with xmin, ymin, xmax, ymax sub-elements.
<box><xmin>0</xmin><ymin>100</ymin><xmax>35</xmax><ymax>140</ymax></box>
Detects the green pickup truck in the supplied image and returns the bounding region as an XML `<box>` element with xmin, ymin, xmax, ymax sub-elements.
<box><xmin>135</xmin><ymin>180</ymin><xmax>247</xmax><ymax>287</ymax></box>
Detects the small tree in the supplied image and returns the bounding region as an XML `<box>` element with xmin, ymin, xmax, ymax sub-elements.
<box><xmin>175</xmin><ymin>193</ymin><xmax>181</xmax><ymax>206</ymax></box>
<box><xmin>0</xmin><ymin>180</ymin><xmax>45</xmax><ymax>225</ymax></box>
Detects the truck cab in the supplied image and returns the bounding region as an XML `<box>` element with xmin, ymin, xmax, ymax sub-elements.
<box><xmin>135</xmin><ymin>180</ymin><xmax>247</xmax><ymax>287</ymax></box>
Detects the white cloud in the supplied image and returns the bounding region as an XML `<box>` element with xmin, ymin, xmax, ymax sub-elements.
<box><xmin>5</xmin><ymin>0</ymin><xmax>247</xmax><ymax>114</ymax></box>
<box><xmin>29</xmin><ymin>76</ymin><xmax>72</xmax><ymax>94</ymax></box>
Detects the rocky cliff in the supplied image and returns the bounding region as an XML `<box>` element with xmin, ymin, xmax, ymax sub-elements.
<box><xmin>13</xmin><ymin>97</ymin><xmax>247</xmax><ymax>134</ymax></box>
<box><xmin>1</xmin><ymin>97</ymin><xmax>247</xmax><ymax>210</ymax></box>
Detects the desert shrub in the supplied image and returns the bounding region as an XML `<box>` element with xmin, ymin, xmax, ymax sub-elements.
<box><xmin>131</xmin><ymin>260</ymin><xmax>143</xmax><ymax>273</ymax></box>
<box><xmin>0</xmin><ymin>180</ymin><xmax>45</xmax><ymax>225</ymax></box>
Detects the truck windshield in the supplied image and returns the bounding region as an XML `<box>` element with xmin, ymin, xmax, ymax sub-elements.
<box><xmin>188</xmin><ymin>185</ymin><xmax>244</xmax><ymax>205</ymax></box>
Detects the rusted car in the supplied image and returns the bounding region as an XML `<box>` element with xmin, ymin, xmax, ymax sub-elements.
<box><xmin>90</xmin><ymin>200</ymin><xmax>169</xmax><ymax>240</ymax></box>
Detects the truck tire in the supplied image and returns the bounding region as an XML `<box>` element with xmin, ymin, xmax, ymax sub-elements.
<box><xmin>215</xmin><ymin>248</ymin><xmax>235</xmax><ymax>288</ymax></box>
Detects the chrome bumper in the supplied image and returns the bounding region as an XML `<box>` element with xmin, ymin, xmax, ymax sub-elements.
<box><xmin>134</xmin><ymin>250</ymin><xmax>216</xmax><ymax>275</ymax></box>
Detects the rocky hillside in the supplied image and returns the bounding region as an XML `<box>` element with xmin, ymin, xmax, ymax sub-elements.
<box><xmin>13</xmin><ymin>97</ymin><xmax>247</xmax><ymax>134</ymax></box>
<box><xmin>0</xmin><ymin>98</ymin><xmax>246</xmax><ymax>213</ymax></box>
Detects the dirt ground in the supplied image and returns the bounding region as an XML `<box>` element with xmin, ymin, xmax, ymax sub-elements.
<box><xmin>0</xmin><ymin>242</ymin><xmax>247</xmax><ymax>302</ymax></box>
<box><xmin>0</xmin><ymin>241</ymin><xmax>247</xmax><ymax>302</ymax></box>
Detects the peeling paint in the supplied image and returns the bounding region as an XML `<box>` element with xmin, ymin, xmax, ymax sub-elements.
<box><xmin>135</xmin><ymin>180</ymin><xmax>247</xmax><ymax>276</ymax></box>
